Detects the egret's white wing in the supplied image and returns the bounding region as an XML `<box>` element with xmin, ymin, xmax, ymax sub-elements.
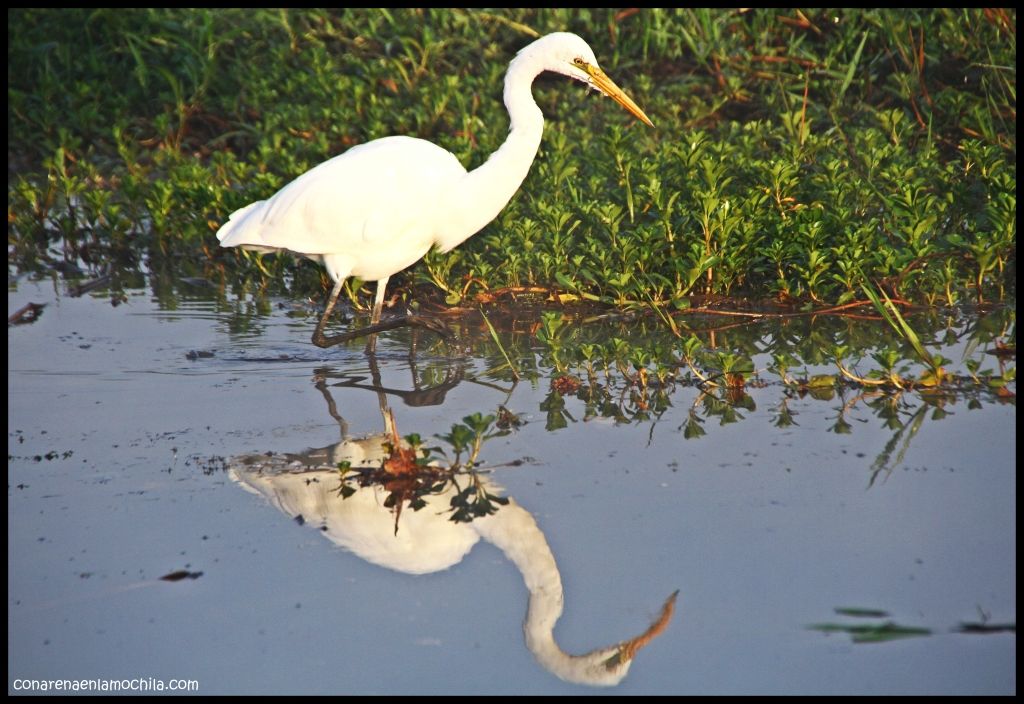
<box><xmin>217</xmin><ymin>136</ymin><xmax>466</xmax><ymax>274</ymax></box>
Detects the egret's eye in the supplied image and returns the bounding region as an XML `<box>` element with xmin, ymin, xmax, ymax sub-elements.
<box><xmin>573</xmin><ymin>57</ymin><xmax>586</xmax><ymax>67</ymax></box>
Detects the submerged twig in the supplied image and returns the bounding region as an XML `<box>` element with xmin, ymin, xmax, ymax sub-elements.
<box><xmin>8</xmin><ymin>302</ymin><xmax>46</xmax><ymax>325</ymax></box>
<box><xmin>69</xmin><ymin>274</ymin><xmax>112</xmax><ymax>298</ymax></box>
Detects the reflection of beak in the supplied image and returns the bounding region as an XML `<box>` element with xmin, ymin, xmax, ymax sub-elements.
<box><xmin>603</xmin><ymin>590</ymin><xmax>679</xmax><ymax>670</ymax></box>
<box><xmin>586</xmin><ymin>64</ymin><xmax>655</xmax><ymax>128</ymax></box>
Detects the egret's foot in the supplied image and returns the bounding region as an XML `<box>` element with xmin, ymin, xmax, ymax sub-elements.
<box><xmin>312</xmin><ymin>314</ymin><xmax>453</xmax><ymax>349</ymax></box>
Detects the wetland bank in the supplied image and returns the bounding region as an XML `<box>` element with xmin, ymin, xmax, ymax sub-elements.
<box><xmin>8</xmin><ymin>8</ymin><xmax>1015</xmax><ymax>696</ymax></box>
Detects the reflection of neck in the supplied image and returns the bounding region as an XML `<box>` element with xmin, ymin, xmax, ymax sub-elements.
<box><xmin>473</xmin><ymin>500</ymin><xmax>636</xmax><ymax>687</ymax></box>
<box><xmin>476</xmin><ymin>500</ymin><xmax>563</xmax><ymax>645</ymax></box>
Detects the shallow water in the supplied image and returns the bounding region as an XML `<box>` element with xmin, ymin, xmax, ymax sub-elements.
<box><xmin>8</xmin><ymin>278</ymin><xmax>1016</xmax><ymax>695</ymax></box>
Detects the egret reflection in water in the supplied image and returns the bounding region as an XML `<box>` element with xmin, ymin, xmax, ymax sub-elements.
<box><xmin>228</xmin><ymin>359</ymin><xmax>677</xmax><ymax>687</ymax></box>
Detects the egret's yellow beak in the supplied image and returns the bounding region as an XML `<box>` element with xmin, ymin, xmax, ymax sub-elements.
<box><xmin>585</xmin><ymin>64</ymin><xmax>655</xmax><ymax>128</ymax></box>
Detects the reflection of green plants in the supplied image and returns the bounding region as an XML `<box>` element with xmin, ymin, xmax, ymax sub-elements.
<box><xmin>535</xmin><ymin>311</ymin><xmax>573</xmax><ymax>373</ymax></box>
<box><xmin>435</xmin><ymin>412</ymin><xmax>505</xmax><ymax>470</ymax></box>
<box><xmin>336</xmin><ymin>410</ymin><xmax>513</xmax><ymax>532</ymax></box>
<box><xmin>865</xmin><ymin>395</ymin><xmax>929</xmax><ymax>487</ymax></box>
<box><xmin>697</xmin><ymin>388</ymin><xmax>754</xmax><ymax>426</ymax></box>
<box><xmin>459</xmin><ymin>306</ymin><xmax>1014</xmax><ymax>485</ymax></box>
<box><xmin>680</xmin><ymin>335</ymin><xmax>713</xmax><ymax>386</ymax></box>
<box><xmin>681</xmin><ymin>409</ymin><xmax>707</xmax><ymax>439</ymax></box>
<box><xmin>809</xmin><ymin>606</ymin><xmax>932</xmax><ymax>644</ymax></box>
<box><xmin>863</xmin><ymin>283</ymin><xmax>947</xmax><ymax>381</ymax></box>
<box><xmin>835</xmin><ymin>283</ymin><xmax>966</xmax><ymax>391</ymax></box>
<box><xmin>678</xmin><ymin>335</ymin><xmax>754</xmax><ymax>391</ymax></box>
<box><xmin>811</xmin><ymin>605</ymin><xmax>1015</xmax><ymax>643</ymax></box>
<box><xmin>711</xmin><ymin>351</ymin><xmax>754</xmax><ymax>390</ymax></box>
<box><xmin>771</xmin><ymin>398</ymin><xmax>798</xmax><ymax>429</ymax></box>
<box><xmin>479</xmin><ymin>307</ymin><xmax>521</xmax><ymax>380</ymax></box>
<box><xmin>540</xmin><ymin>386</ymin><xmax>575</xmax><ymax>431</ymax></box>
<box><xmin>965</xmin><ymin>357</ymin><xmax>1016</xmax><ymax>395</ymax></box>
<box><xmin>447</xmin><ymin>474</ymin><xmax>510</xmax><ymax>523</ymax></box>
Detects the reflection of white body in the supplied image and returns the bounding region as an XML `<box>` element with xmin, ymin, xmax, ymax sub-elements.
<box><xmin>233</xmin><ymin>455</ymin><xmax>479</xmax><ymax>575</ymax></box>
<box><xmin>230</xmin><ymin>436</ymin><xmax>675</xmax><ymax>686</ymax></box>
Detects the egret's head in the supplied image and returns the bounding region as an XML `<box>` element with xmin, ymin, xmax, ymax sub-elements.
<box><xmin>520</xmin><ymin>32</ymin><xmax>654</xmax><ymax>127</ymax></box>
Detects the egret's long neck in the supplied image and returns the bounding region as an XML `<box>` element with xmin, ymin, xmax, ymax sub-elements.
<box><xmin>435</xmin><ymin>52</ymin><xmax>546</xmax><ymax>252</ymax></box>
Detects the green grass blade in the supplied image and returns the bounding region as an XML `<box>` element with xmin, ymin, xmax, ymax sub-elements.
<box><xmin>835</xmin><ymin>30</ymin><xmax>868</xmax><ymax>107</ymax></box>
<box><xmin>479</xmin><ymin>306</ymin><xmax>520</xmax><ymax>381</ymax></box>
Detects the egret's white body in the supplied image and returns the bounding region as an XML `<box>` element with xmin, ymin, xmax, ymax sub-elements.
<box><xmin>218</xmin><ymin>137</ymin><xmax>467</xmax><ymax>285</ymax></box>
<box><xmin>216</xmin><ymin>32</ymin><xmax>652</xmax><ymax>348</ymax></box>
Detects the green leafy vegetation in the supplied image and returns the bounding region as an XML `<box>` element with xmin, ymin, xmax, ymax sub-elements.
<box><xmin>8</xmin><ymin>9</ymin><xmax>1016</xmax><ymax>308</ymax></box>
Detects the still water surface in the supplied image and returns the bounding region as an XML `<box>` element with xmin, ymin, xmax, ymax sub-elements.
<box><xmin>8</xmin><ymin>279</ymin><xmax>1015</xmax><ymax>694</ymax></box>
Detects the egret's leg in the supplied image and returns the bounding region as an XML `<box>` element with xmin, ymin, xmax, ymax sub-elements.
<box><xmin>371</xmin><ymin>278</ymin><xmax>388</xmax><ymax>325</ymax></box>
<box><xmin>312</xmin><ymin>278</ymin><xmax>347</xmax><ymax>349</ymax></box>
<box><xmin>365</xmin><ymin>278</ymin><xmax>389</xmax><ymax>353</ymax></box>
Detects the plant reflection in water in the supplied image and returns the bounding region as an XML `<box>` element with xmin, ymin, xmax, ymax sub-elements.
<box><xmin>227</xmin><ymin>354</ymin><xmax>677</xmax><ymax>687</ymax></box>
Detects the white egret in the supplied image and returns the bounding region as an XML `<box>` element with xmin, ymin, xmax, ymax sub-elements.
<box><xmin>217</xmin><ymin>32</ymin><xmax>653</xmax><ymax>348</ymax></box>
